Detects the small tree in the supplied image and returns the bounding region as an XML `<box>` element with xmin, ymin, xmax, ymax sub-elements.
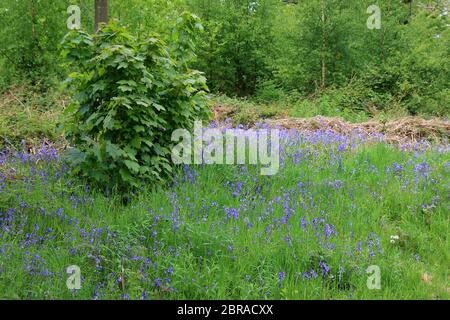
<box><xmin>61</xmin><ymin>13</ymin><xmax>210</xmax><ymax>192</ymax></box>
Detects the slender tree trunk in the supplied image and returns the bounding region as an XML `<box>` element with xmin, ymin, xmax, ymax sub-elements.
<box><xmin>333</xmin><ymin>50</ymin><xmax>337</xmax><ymax>84</ymax></box>
<box><xmin>320</xmin><ymin>0</ymin><xmax>326</xmax><ymax>90</ymax></box>
<box><xmin>31</xmin><ymin>0</ymin><xmax>37</xmax><ymax>42</ymax></box>
<box><xmin>95</xmin><ymin>0</ymin><xmax>109</xmax><ymax>32</ymax></box>
<box><xmin>30</xmin><ymin>0</ymin><xmax>39</xmax><ymax>67</ymax></box>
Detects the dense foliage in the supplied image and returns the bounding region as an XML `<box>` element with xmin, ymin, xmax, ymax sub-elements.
<box><xmin>189</xmin><ymin>0</ymin><xmax>449</xmax><ymax>116</ymax></box>
<box><xmin>0</xmin><ymin>0</ymin><xmax>448</xmax><ymax>116</ymax></box>
<box><xmin>0</xmin><ymin>0</ymin><xmax>67</xmax><ymax>88</ymax></box>
<box><xmin>61</xmin><ymin>14</ymin><xmax>209</xmax><ymax>190</ymax></box>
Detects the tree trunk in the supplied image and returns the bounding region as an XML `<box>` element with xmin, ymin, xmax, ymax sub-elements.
<box><xmin>95</xmin><ymin>0</ymin><xmax>109</xmax><ymax>32</ymax></box>
<box><xmin>30</xmin><ymin>0</ymin><xmax>39</xmax><ymax>64</ymax></box>
<box><xmin>31</xmin><ymin>0</ymin><xmax>37</xmax><ymax>42</ymax></box>
<box><xmin>320</xmin><ymin>0</ymin><xmax>326</xmax><ymax>90</ymax></box>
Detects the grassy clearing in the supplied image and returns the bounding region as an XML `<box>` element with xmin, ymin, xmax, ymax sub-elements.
<box><xmin>0</xmin><ymin>129</ymin><xmax>448</xmax><ymax>299</ymax></box>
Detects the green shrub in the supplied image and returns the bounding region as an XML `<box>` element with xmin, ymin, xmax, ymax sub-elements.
<box><xmin>254</xmin><ymin>79</ymin><xmax>287</xmax><ymax>103</ymax></box>
<box><xmin>61</xmin><ymin>14</ymin><xmax>210</xmax><ymax>191</ymax></box>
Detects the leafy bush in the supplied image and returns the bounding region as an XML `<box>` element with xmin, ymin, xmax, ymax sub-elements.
<box><xmin>61</xmin><ymin>14</ymin><xmax>209</xmax><ymax>191</ymax></box>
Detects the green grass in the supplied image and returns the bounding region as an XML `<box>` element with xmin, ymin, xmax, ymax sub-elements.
<box><xmin>212</xmin><ymin>94</ymin><xmax>379</xmax><ymax>124</ymax></box>
<box><xmin>0</xmin><ymin>135</ymin><xmax>448</xmax><ymax>299</ymax></box>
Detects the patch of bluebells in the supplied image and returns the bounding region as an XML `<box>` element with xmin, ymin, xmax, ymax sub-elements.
<box><xmin>225</xmin><ymin>207</ymin><xmax>239</xmax><ymax>219</ymax></box>
<box><xmin>0</xmin><ymin>124</ymin><xmax>448</xmax><ymax>299</ymax></box>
